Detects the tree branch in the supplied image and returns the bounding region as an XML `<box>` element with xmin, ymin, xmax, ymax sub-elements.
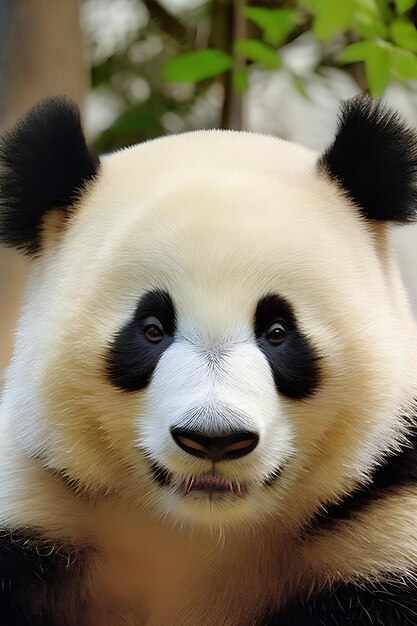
<box><xmin>142</xmin><ymin>0</ymin><xmax>191</xmax><ymax>44</ymax></box>
<box><xmin>230</xmin><ymin>0</ymin><xmax>246</xmax><ymax>129</ymax></box>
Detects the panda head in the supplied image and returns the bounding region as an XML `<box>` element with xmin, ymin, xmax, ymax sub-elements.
<box><xmin>1</xmin><ymin>95</ymin><xmax>417</xmax><ymax>531</ymax></box>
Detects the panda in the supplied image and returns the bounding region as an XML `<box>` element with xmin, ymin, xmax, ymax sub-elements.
<box><xmin>1</xmin><ymin>93</ymin><xmax>417</xmax><ymax>626</ymax></box>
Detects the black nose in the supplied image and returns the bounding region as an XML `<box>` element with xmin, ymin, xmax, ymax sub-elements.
<box><xmin>171</xmin><ymin>428</ymin><xmax>259</xmax><ymax>462</ymax></box>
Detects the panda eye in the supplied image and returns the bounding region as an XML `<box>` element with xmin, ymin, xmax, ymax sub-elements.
<box><xmin>143</xmin><ymin>316</ymin><xmax>165</xmax><ymax>343</ymax></box>
<box><xmin>265</xmin><ymin>321</ymin><xmax>287</xmax><ymax>346</ymax></box>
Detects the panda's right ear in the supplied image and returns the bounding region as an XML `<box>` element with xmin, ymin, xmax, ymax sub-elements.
<box><xmin>0</xmin><ymin>96</ymin><xmax>99</xmax><ymax>255</ymax></box>
<box><xmin>318</xmin><ymin>95</ymin><xmax>417</xmax><ymax>223</ymax></box>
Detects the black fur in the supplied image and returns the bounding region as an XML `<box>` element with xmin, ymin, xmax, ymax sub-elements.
<box><xmin>106</xmin><ymin>289</ymin><xmax>176</xmax><ymax>391</ymax></box>
<box><xmin>0</xmin><ymin>96</ymin><xmax>99</xmax><ymax>254</ymax></box>
<box><xmin>306</xmin><ymin>422</ymin><xmax>417</xmax><ymax>531</ymax></box>
<box><xmin>149</xmin><ymin>460</ymin><xmax>172</xmax><ymax>487</ymax></box>
<box><xmin>0</xmin><ymin>528</ymin><xmax>89</xmax><ymax>625</ymax></box>
<box><xmin>254</xmin><ymin>294</ymin><xmax>321</xmax><ymax>399</ymax></box>
<box><xmin>318</xmin><ymin>95</ymin><xmax>417</xmax><ymax>222</ymax></box>
<box><xmin>265</xmin><ymin>576</ymin><xmax>417</xmax><ymax>625</ymax></box>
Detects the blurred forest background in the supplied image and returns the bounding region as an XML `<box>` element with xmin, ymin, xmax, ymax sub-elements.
<box><xmin>1</xmin><ymin>0</ymin><xmax>417</xmax><ymax>378</ymax></box>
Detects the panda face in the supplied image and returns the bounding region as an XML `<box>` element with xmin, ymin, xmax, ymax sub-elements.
<box><xmin>8</xmin><ymin>129</ymin><xmax>413</xmax><ymax>531</ymax></box>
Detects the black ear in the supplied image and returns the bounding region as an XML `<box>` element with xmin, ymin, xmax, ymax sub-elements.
<box><xmin>318</xmin><ymin>95</ymin><xmax>417</xmax><ymax>222</ymax></box>
<box><xmin>0</xmin><ymin>96</ymin><xmax>99</xmax><ymax>254</ymax></box>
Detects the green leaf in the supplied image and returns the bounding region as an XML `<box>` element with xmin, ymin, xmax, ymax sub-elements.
<box><xmin>244</xmin><ymin>8</ymin><xmax>298</xmax><ymax>46</ymax></box>
<box><xmin>373</xmin><ymin>0</ymin><xmax>395</xmax><ymax>22</ymax></box>
<box><xmin>293</xmin><ymin>75</ymin><xmax>309</xmax><ymax>99</ymax></box>
<box><xmin>352</xmin><ymin>0</ymin><xmax>389</xmax><ymax>38</ymax></box>
<box><xmin>338</xmin><ymin>40</ymin><xmax>374</xmax><ymax>62</ymax></box>
<box><xmin>364</xmin><ymin>41</ymin><xmax>391</xmax><ymax>97</ymax></box>
<box><xmin>299</xmin><ymin>0</ymin><xmax>320</xmax><ymax>9</ymax></box>
<box><xmin>395</xmin><ymin>0</ymin><xmax>415</xmax><ymax>14</ymax></box>
<box><xmin>390</xmin><ymin>18</ymin><xmax>417</xmax><ymax>52</ymax></box>
<box><xmin>234</xmin><ymin>39</ymin><xmax>281</xmax><ymax>69</ymax></box>
<box><xmin>354</xmin><ymin>0</ymin><xmax>382</xmax><ymax>20</ymax></box>
<box><xmin>313</xmin><ymin>0</ymin><xmax>355</xmax><ymax>40</ymax></box>
<box><xmin>390</xmin><ymin>47</ymin><xmax>417</xmax><ymax>80</ymax></box>
<box><xmin>162</xmin><ymin>50</ymin><xmax>232</xmax><ymax>83</ymax></box>
<box><xmin>91</xmin><ymin>53</ymin><xmax>127</xmax><ymax>87</ymax></box>
<box><xmin>353</xmin><ymin>16</ymin><xmax>389</xmax><ymax>38</ymax></box>
<box><xmin>233</xmin><ymin>68</ymin><xmax>249</xmax><ymax>92</ymax></box>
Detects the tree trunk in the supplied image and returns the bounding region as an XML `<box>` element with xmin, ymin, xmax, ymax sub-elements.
<box><xmin>0</xmin><ymin>0</ymin><xmax>87</xmax><ymax>379</ymax></box>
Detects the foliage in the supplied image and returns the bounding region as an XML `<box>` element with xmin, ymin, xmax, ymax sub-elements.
<box><xmin>84</xmin><ymin>0</ymin><xmax>417</xmax><ymax>150</ymax></box>
<box><xmin>163</xmin><ymin>5</ymin><xmax>296</xmax><ymax>86</ymax></box>
<box><xmin>164</xmin><ymin>1</ymin><xmax>417</xmax><ymax>99</ymax></box>
<box><xmin>162</xmin><ymin>49</ymin><xmax>232</xmax><ymax>82</ymax></box>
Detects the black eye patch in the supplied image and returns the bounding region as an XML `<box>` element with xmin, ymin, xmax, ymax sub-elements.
<box><xmin>254</xmin><ymin>294</ymin><xmax>321</xmax><ymax>399</ymax></box>
<box><xmin>106</xmin><ymin>290</ymin><xmax>176</xmax><ymax>392</ymax></box>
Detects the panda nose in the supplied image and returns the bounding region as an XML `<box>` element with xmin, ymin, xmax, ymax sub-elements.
<box><xmin>171</xmin><ymin>428</ymin><xmax>259</xmax><ymax>462</ymax></box>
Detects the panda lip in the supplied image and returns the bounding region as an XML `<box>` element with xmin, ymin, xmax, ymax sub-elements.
<box><xmin>149</xmin><ymin>461</ymin><xmax>247</xmax><ymax>496</ymax></box>
<box><xmin>149</xmin><ymin>460</ymin><xmax>283</xmax><ymax>493</ymax></box>
<box><xmin>182</xmin><ymin>474</ymin><xmax>247</xmax><ymax>496</ymax></box>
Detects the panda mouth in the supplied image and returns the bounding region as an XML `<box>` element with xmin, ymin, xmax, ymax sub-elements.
<box><xmin>183</xmin><ymin>474</ymin><xmax>248</xmax><ymax>496</ymax></box>
<box><xmin>149</xmin><ymin>461</ymin><xmax>282</xmax><ymax>496</ymax></box>
<box><xmin>149</xmin><ymin>461</ymin><xmax>247</xmax><ymax>496</ymax></box>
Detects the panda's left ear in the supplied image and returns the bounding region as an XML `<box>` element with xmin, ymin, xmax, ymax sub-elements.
<box><xmin>318</xmin><ymin>94</ymin><xmax>417</xmax><ymax>222</ymax></box>
<box><xmin>0</xmin><ymin>96</ymin><xmax>99</xmax><ymax>255</ymax></box>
